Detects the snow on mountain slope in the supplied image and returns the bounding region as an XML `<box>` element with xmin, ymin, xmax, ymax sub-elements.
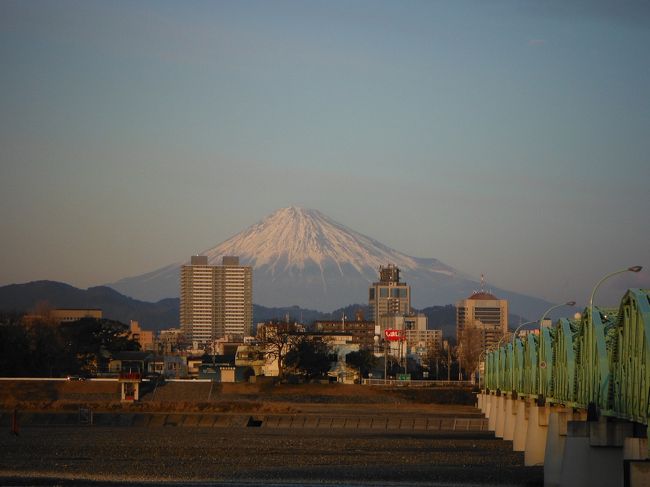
<box><xmin>108</xmin><ymin>207</ymin><xmax>551</xmax><ymax>318</ymax></box>
<box><xmin>201</xmin><ymin>207</ymin><xmax>453</xmax><ymax>279</ymax></box>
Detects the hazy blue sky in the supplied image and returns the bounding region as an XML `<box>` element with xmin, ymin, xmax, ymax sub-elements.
<box><xmin>1</xmin><ymin>0</ymin><xmax>648</xmax><ymax>307</ymax></box>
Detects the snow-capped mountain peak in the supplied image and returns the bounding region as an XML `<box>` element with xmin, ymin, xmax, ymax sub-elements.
<box><xmin>108</xmin><ymin>207</ymin><xmax>552</xmax><ymax>317</ymax></box>
<box><xmin>200</xmin><ymin>206</ymin><xmax>450</xmax><ymax>279</ymax></box>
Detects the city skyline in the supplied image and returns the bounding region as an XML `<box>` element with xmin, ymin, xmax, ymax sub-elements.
<box><xmin>1</xmin><ymin>1</ymin><xmax>649</xmax><ymax>308</ymax></box>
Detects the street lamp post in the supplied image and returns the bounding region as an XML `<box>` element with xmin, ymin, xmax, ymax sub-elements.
<box><xmin>509</xmin><ymin>320</ymin><xmax>536</xmax><ymax>394</ymax></box>
<box><xmin>535</xmin><ymin>301</ymin><xmax>575</xmax><ymax>399</ymax></box>
<box><xmin>478</xmin><ymin>346</ymin><xmax>498</xmax><ymax>389</ymax></box>
<box><xmin>504</xmin><ymin>300</ymin><xmax>575</xmax><ymax>398</ymax></box>
<box><xmin>538</xmin><ymin>301</ymin><xmax>576</xmax><ymax>332</ymax></box>
<box><xmin>589</xmin><ymin>266</ymin><xmax>643</xmax><ymax>328</ymax></box>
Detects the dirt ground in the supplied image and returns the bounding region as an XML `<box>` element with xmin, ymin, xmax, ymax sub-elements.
<box><xmin>0</xmin><ymin>381</ymin><xmax>478</xmax><ymax>414</ymax></box>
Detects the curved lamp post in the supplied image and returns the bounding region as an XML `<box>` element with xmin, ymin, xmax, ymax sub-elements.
<box><xmin>478</xmin><ymin>346</ymin><xmax>496</xmax><ymax>390</ymax></box>
<box><xmin>506</xmin><ymin>301</ymin><xmax>575</xmax><ymax>397</ymax></box>
<box><xmin>509</xmin><ymin>321</ymin><xmax>536</xmax><ymax>394</ymax></box>
<box><xmin>589</xmin><ymin>266</ymin><xmax>643</xmax><ymax>327</ymax></box>
<box><xmin>539</xmin><ymin>301</ymin><xmax>576</xmax><ymax>331</ymax></box>
<box><xmin>535</xmin><ymin>301</ymin><xmax>575</xmax><ymax>398</ymax></box>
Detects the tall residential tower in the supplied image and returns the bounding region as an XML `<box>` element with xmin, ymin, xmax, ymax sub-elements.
<box><xmin>180</xmin><ymin>255</ymin><xmax>252</xmax><ymax>345</ymax></box>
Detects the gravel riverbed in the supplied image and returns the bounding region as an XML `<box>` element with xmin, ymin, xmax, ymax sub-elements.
<box><xmin>0</xmin><ymin>426</ymin><xmax>542</xmax><ymax>486</ymax></box>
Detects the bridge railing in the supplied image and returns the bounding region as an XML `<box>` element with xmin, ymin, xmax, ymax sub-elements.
<box><xmin>484</xmin><ymin>288</ymin><xmax>650</xmax><ymax>425</ymax></box>
<box><xmin>362</xmin><ymin>379</ymin><xmax>474</xmax><ymax>387</ymax></box>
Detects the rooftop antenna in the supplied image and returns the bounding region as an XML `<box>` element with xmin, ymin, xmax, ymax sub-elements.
<box><xmin>480</xmin><ymin>274</ymin><xmax>485</xmax><ymax>292</ymax></box>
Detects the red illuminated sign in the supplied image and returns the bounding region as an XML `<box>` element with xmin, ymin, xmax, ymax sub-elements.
<box><xmin>384</xmin><ymin>329</ymin><xmax>403</xmax><ymax>341</ymax></box>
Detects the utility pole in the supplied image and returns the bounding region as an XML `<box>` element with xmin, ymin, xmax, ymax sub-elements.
<box><xmin>384</xmin><ymin>340</ymin><xmax>388</xmax><ymax>383</ymax></box>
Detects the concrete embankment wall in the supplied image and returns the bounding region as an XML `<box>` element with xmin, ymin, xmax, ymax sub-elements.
<box><xmin>0</xmin><ymin>380</ymin><xmax>477</xmax><ymax>408</ymax></box>
<box><xmin>0</xmin><ymin>410</ymin><xmax>488</xmax><ymax>431</ymax></box>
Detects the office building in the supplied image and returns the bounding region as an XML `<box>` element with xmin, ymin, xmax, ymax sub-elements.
<box><xmin>368</xmin><ymin>264</ymin><xmax>411</xmax><ymax>333</ymax></box>
<box><xmin>180</xmin><ymin>255</ymin><xmax>252</xmax><ymax>345</ymax></box>
<box><xmin>456</xmin><ymin>288</ymin><xmax>508</xmax><ymax>351</ymax></box>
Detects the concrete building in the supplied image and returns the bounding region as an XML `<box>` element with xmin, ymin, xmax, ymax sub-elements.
<box><xmin>456</xmin><ymin>289</ymin><xmax>508</xmax><ymax>351</ymax></box>
<box><xmin>369</xmin><ymin>264</ymin><xmax>411</xmax><ymax>334</ymax></box>
<box><xmin>157</xmin><ymin>328</ymin><xmax>184</xmax><ymax>354</ymax></box>
<box><xmin>405</xmin><ymin>328</ymin><xmax>443</xmax><ymax>364</ymax></box>
<box><xmin>51</xmin><ymin>308</ymin><xmax>102</xmax><ymax>323</ymax></box>
<box><xmin>180</xmin><ymin>255</ymin><xmax>252</xmax><ymax>346</ymax></box>
<box><xmin>314</xmin><ymin>311</ymin><xmax>375</xmax><ymax>350</ymax></box>
<box><xmin>129</xmin><ymin>321</ymin><xmax>155</xmax><ymax>351</ymax></box>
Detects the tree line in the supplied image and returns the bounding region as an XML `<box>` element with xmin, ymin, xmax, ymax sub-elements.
<box><xmin>0</xmin><ymin>312</ymin><xmax>139</xmax><ymax>377</ymax></box>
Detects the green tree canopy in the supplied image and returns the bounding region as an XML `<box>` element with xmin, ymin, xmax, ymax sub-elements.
<box><xmin>345</xmin><ymin>349</ymin><xmax>377</xmax><ymax>377</ymax></box>
<box><xmin>0</xmin><ymin>315</ymin><xmax>139</xmax><ymax>377</ymax></box>
<box><xmin>284</xmin><ymin>337</ymin><xmax>332</xmax><ymax>380</ymax></box>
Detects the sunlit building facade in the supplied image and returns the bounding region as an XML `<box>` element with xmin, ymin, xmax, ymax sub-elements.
<box><xmin>180</xmin><ymin>255</ymin><xmax>252</xmax><ymax>345</ymax></box>
<box><xmin>368</xmin><ymin>264</ymin><xmax>411</xmax><ymax>334</ymax></box>
<box><xmin>455</xmin><ymin>290</ymin><xmax>508</xmax><ymax>351</ymax></box>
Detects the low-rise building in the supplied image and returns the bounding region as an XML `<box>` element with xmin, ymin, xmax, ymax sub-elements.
<box><xmin>314</xmin><ymin>317</ymin><xmax>375</xmax><ymax>350</ymax></box>
<box><xmin>405</xmin><ymin>328</ymin><xmax>443</xmax><ymax>364</ymax></box>
<box><xmin>157</xmin><ymin>328</ymin><xmax>184</xmax><ymax>354</ymax></box>
<box><xmin>51</xmin><ymin>308</ymin><xmax>103</xmax><ymax>323</ymax></box>
<box><xmin>129</xmin><ymin>321</ymin><xmax>155</xmax><ymax>351</ymax></box>
<box><xmin>108</xmin><ymin>351</ymin><xmax>155</xmax><ymax>374</ymax></box>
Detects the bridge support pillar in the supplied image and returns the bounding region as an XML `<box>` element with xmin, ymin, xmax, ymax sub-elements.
<box><xmin>524</xmin><ymin>404</ymin><xmax>549</xmax><ymax>466</ymax></box>
<box><xmin>503</xmin><ymin>395</ymin><xmax>516</xmax><ymax>441</ymax></box>
<box><xmin>624</xmin><ymin>438</ymin><xmax>650</xmax><ymax>487</ymax></box>
<box><xmin>484</xmin><ymin>393</ymin><xmax>492</xmax><ymax>419</ymax></box>
<box><xmin>543</xmin><ymin>408</ymin><xmax>574</xmax><ymax>487</ymax></box>
<box><xmin>624</xmin><ymin>437</ymin><xmax>648</xmax><ymax>461</ymax></box>
<box><xmin>480</xmin><ymin>392</ymin><xmax>490</xmax><ymax>415</ymax></box>
<box><xmin>558</xmin><ymin>419</ymin><xmax>632</xmax><ymax>487</ymax></box>
<box><xmin>488</xmin><ymin>394</ymin><xmax>499</xmax><ymax>431</ymax></box>
<box><xmin>513</xmin><ymin>399</ymin><xmax>528</xmax><ymax>452</ymax></box>
<box><xmin>495</xmin><ymin>395</ymin><xmax>506</xmax><ymax>438</ymax></box>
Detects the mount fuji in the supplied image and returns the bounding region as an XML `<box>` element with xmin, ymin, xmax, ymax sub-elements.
<box><xmin>108</xmin><ymin>207</ymin><xmax>552</xmax><ymax>318</ymax></box>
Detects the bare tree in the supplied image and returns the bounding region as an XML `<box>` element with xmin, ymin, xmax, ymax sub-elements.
<box><xmin>457</xmin><ymin>323</ymin><xmax>484</xmax><ymax>380</ymax></box>
<box><xmin>256</xmin><ymin>321</ymin><xmax>303</xmax><ymax>378</ymax></box>
<box><xmin>423</xmin><ymin>344</ymin><xmax>443</xmax><ymax>379</ymax></box>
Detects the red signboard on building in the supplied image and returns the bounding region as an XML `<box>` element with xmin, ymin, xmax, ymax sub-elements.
<box><xmin>384</xmin><ymin>329</ymin><xmax>403</xmax><ymax>341</ymax></box>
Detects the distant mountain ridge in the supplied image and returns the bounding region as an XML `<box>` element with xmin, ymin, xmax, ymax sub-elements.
<box><xmin>0</xmin><ymin>281</ymin><xmax>179</xmax><ymax>330</ymax></box>
<box><xmin>0</xmin><ymin>281</ymin><xmax>528</xmax><ymax>341</ymax></box>
<box><xmin>0</xmin><ymin>281</ymin><xmax>372</xmax><ymax>332</ymax></box>
<box><xmin>109</xmin><ymin>207</ymin><xmax>553</xmax><ymax>319</ymax></box>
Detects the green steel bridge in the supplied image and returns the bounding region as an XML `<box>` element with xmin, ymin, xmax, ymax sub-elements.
<box><xmin>485</xmin><ymin>288</ymin><xmax>650</xmax><ymax>430</ymax></box>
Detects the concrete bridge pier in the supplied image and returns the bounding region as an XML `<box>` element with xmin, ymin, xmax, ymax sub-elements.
<box><xmin>513</xmin><ymin>399</ymin><xmax>528</xmax><ymax>452</ymax></box>
<box><xmin>484</xmin><ymin>393</ymin><xmax>492</xmax><ymax>419</ymax></box>
<box><xmin>543</xmin><ymin>408</ymin><xmax>575</xmax><ymax>487</ymax></box>
<box><xmin>503</xmin><ymin>395</ymin><xmax>516</xmax><ymax>441</ymax></box>
<box><xmin>623</xmin><ymin>437</ymin><xmax>650</xmax><ymax>487</ymax></box>
<box><xmin>524</xmin><ymin>404</ymin><xmax>549</xmax><ymax>466</ymax></box>
<box><xmin>488</xmin><ymin>394</ymin><xmax>499</xmax><ymax>431</ymax></box>
<box><xmin>623</xmin><ymin>437</ymin><xmax>648</xmax><ymax>461</ymax></box>
<box><xmin>495</xmin><ymin>394</ymin><xmax>507</xmax><ymax>438</ymax></box>
<box><xmin>558</xmin><ymin>418</ymin><xmax>633</xmax><ymax>487</ymax></box>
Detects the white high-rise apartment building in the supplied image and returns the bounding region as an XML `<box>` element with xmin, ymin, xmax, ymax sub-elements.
<box><xmin>180</xmin><ymin>255</ymin><xmax>252</xmax><ymax>345</ymax></box>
